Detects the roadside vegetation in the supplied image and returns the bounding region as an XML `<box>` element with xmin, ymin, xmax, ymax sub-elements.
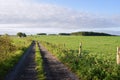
<box><xmin>35</xmin><ymin>42</ymin><xmax>45</xmax><ymax>80</ymax></box>
<box><xmin>35</xmin><ymin>36</ymin><xmax>120</xmax><ymax>80</ymax></box>
<box><xmin>1</xmin><ymin>34</ymin><xmax>120</xmax><ymax>79</ymax></box>
<box><xmin>0</xmin><ymin>35</ymin><xmax>31</xmax><ymax>80</ymax></box>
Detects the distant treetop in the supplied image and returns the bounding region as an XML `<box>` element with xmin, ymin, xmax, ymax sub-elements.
<box><xmin>17</xmin><ymin>32</ymin><xmax>27</xmax><ymax>37</ymax></box>
<box><xmin>37</xmin><ymin>33</ymin><xmax>47</xmax><ymax>35</ymax></box>
<box><xmin>58</xmin><ymin>33</ymin><xmax>71</xmax><ymax>36</ymax></box>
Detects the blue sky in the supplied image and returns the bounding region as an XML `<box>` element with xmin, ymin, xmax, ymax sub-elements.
<box><xmin>35</xmin><ymin>0</ymin><xmax>120</xmax><ymax>15</ymax></box>
<box><xmin>0</xmin><ymin>0</ymin><xmax>120</xmax><ymax>35</ymax></box>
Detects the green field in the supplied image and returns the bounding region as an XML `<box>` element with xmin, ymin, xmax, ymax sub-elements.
<box><xmin>35</xmin><ymin>36</ymin><xmax>120</xmax><ymax>80</ymax></box>
<box><xmin>1</xmin><ymin>35</ymin><xmax>120</xmax><ymax>80</ymax></box>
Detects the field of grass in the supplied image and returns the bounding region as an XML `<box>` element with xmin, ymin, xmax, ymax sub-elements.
<box><xmin>0</xmin><ymin>36</ymin><xmax>32</xmax><ymax>80</ymax></box>
<box><xmin>35</xmin><ymin>36</ymin><xmax>120</xmax><ymax>80</ymax></box>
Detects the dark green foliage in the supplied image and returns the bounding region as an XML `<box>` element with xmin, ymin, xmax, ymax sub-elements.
<box><xmin>17</xmin><ymin>32</ymin><xmax>23</xmax><ymax>37</ymax></box>
<box><xmin>59</xmin><ymin>33</ymin><xmax>71</xmax><ymax>36</ymax></box>
<box><xmin>71</xmin><ymin>31</ymin><xmax>113</xmax><ymax>36</ymax></box>
<box><xmin>22</xmin><ymin>33</ymin><xmax>27</xmax><ymax>37</ymax></box>
<box><xmin>37</xmin><ymin>33</ymin><xmax>47</xmax><ymax>35</ymax></box>
<box><xmin>17</xmin><ymin>32</ymin><xmax>27</xmax><ymax>37</ymax></box>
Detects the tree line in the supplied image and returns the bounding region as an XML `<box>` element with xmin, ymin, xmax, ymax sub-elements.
<box><xmin>36</xmin><ymin>32</ymin><xmax>113</xmax><ymax>36</ymax></box>
<box><xmin>71</xmin><ymin>31</ymin><xmax>113</xmax><ymax>36</ymax></box>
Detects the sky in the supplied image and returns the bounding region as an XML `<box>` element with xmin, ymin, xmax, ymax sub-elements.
<box><xmin>0</xmin><ymin>0</ymin><xmax>120</xmax><ymax>35</ymax></box>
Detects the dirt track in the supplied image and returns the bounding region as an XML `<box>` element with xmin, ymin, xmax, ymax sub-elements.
<box><xmin>5</xmin><ymin>41</ymin><xmax>79</xmax><ymax>80</ymax></box>
<box><xmin>38</xmin><ymin>42</ymin><xmax>79</xmax><ymax>80</ymax></box>
<box><xmin>15</xmin><ymin>42</ymin><xmax>37</xmax><ymax>80</ymax></box>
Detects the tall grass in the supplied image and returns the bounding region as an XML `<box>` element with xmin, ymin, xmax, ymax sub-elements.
<box><xmin>0</xmin><ymin>36</ymin><xmax>32</xmax><ymax>80</ymax></box>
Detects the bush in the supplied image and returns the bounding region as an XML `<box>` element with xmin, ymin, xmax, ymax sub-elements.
<box><xmin>17</xmin><ymin>32</ymin><xmax>27</xmax><ymax>37</ymax></box>
<box><xmin>0</xmin><ymin>36</ymin><xmax>16</xmax><ymax>53</ymax></box>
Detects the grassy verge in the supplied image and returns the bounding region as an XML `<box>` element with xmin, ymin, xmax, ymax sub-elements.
<box><xmin>35</xmin><ymin>36</ymin><xmax>120</xmax><ymax>80</ymax></box>
<box><xmin>0</xmin><ymin>37</ymin><xmax>32</xmax><ymax>80</ymax></box>
<box><xmin>35</xmin><ymin>42</ymin><xmax>45</xmax><ymax>80</ymax></box>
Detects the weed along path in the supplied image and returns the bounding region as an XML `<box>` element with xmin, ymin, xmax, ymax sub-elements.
<box><xmin>38</xmin><ymin>43</ymin><xmax>79</xmax><ymax>80</ymax></box>
<box><xmin>5</xmin><ymin>41</ymin><xmax>37</xmax><ymax>80</ymax></box>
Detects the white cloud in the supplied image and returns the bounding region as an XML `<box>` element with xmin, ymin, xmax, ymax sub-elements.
<box><xmin>0</xmin><ymin>0</ymin><xmax>120</xmax><ymax>34</ymax></box>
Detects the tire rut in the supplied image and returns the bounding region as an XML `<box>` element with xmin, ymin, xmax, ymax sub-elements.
<box><xmin>5</xmin><ymin>41</ymin><xmax>37</xmax><ymax>80</ymax></box>
<box><xmin>38</xmin><ymin>43</ymin><xmax>79</xmax><ymax>80</ymax></box>
<box><xmin>15</xmin><ymin>44</ymin><xmax>37</xmax><ymax>80</ymax></box>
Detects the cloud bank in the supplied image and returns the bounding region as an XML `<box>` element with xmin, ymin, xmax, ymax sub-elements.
<box><xmin>0</xmin><ymin>0</ymin><xmax>120</xmax><ymax>34</ymax></box>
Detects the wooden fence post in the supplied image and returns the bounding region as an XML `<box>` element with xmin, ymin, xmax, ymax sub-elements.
<box><xmin>117</xmin><ymin>47</ymin><xmax>120</xmax><ymax>64</ymax></box>
<box><xmin>79</xmin><ymin>42</ymin><xmax>82</xmax><ymax>57</ymax></box>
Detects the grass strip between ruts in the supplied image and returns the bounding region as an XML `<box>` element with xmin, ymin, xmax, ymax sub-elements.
<box><xmin>35</xmin><ymin>42</ymin><xmax>46</xmax><ymax>80</ymax></box>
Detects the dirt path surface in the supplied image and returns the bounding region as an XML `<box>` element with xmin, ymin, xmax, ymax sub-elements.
<box><xmin>5</xmin><ymin>41</ymin><xmax>37</xmax><ymax>80</ymax></box>
<box><xmin>38</xmin><ymin>43</ymin><xmax>79</xmax><ymax>80</ymax></box>
<box><xmin>5</xmin><ymin>41</ymin><xmax>79</xmax><ymax>80</ymax></box>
